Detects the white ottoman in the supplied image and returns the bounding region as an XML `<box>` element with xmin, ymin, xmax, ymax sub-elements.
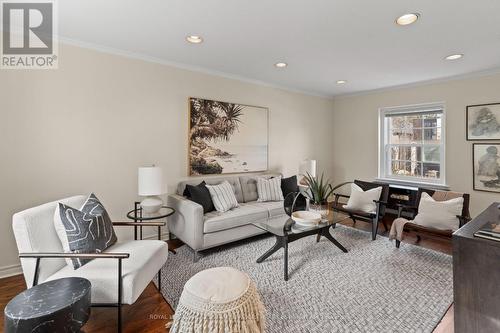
<box><xmin>170</xmin><ymin>267</ymin><xmax>265</xmax><ymax>333</ymax></box>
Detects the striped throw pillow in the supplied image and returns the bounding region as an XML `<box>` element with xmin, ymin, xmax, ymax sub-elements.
<box><xmin>257</xmin><ymin>176</ymin><xmax>284</xmax><ymax>202</ymax></box>
<box><xmin>205</xmin><ymin>181</ymin><xmax>239</xmax><ymax>212</ymax></box>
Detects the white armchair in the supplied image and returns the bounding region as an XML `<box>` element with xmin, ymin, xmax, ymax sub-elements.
<box><xmin>12</xmin><ymin>195</ymin><xmax>169</xmax><ymax>333</ymax></box>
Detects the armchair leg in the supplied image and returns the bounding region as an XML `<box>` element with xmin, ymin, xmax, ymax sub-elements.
<box><xmin>316</xmin><ymin>231</ymin><xmax>321</xmax><ymax>243</ymax></box>
<box><xmin>371</xmin><ymin>219</ymin><xmax>379</xmax><ymax>240</ymax></box>
<box><xmin>193</xmin><ymin>250</ymin><xmax>199</xmax><ymax>263</ymax></box>
<box><xmin>396</xmin><ymin>240</ymin><xmax>401</xmax><ymax>248</ymax></box>
<box><xmin>416</xmin><ymin>235</ymin><xmax>422</xmax><ymax>243</ymax></box>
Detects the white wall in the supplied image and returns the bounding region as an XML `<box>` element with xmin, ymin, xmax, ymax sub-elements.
<box><xmin>332</xmin><ymin>72</ymin><xmax>500</xmax><ymax>217</ymax></box>
<box><xmin>0</xmin><ymin>44</ymin><xmax>335</xmax><ymax>277</ymax></box>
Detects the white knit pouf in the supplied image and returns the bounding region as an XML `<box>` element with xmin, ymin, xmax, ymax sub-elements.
<box><xmin>170</xmin><ymin>267</ymin><xmax>265</xmax><ymax>333</ymax></box>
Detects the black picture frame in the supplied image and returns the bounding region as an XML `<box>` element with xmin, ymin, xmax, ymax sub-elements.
<box><xmin>473</xmin><ymin>143</ymin><xmax>500</xmax><ymax>193</ymax></box>
<box><xmin>466</xmin><ymin>103</ymin><xmax>500</xmax><ymax>141</ymax></box>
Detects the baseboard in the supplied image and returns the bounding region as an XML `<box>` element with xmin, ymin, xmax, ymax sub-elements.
<box><xmin>0</xmin><ymin>263</ymin><xmax>22</xmax><ymax>279</ymax></box>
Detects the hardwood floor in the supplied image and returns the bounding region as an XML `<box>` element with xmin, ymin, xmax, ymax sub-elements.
<box><xmin>0</xmin><ymin>221</ymin><xmax>453</xmax><ymax>333</ymax></box>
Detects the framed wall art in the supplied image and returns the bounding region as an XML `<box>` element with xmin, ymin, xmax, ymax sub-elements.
<box><xmin>473</xmin><ymin>143</ymin><xmax>500</xmax><ymax>193</ymax></box>
<box><xmin>188</xmin><ymin>97</ymin><xmax>269</xmax><ymax>175</ymax></box>
<box><xmin>467</xmin><ymin>103</ymin><xmax>500</xmax><ymax>140</ymax></box>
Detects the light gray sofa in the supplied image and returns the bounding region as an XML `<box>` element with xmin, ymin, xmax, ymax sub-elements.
<box><xmin>167</xmin><ymin>173</ymin><xmax>285</xmax><ymax>260</ymax></box>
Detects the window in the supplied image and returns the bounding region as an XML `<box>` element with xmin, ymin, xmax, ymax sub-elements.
<box><xmin>379</xmin><ymin>103</ymin><xmax>446</xmax><ymax>185</ymax></box>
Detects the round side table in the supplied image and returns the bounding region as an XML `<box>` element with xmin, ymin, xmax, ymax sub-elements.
<box><xmin>126</xmin><ymin>203</ymin><xmax>176</xmax><ymax>252</ymax></box>
<box><xmin>4</xmin><ymin>277</ymin><xmax>91</xmax><ymax>333</ymax></box>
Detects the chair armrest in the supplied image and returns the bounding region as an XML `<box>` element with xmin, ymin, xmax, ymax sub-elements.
<box><xmin>167</xmin><ymin>194</ymin><xmax>204</xmax><ymax>250</ymax></box>
<box><xmin>19</xmin><ymin>252</ymin><xmax>130</xmax><ymax>259</ymax></box>
<box><xmin>457</xmin><ymin>215</ymin><xmax>472</xmax><ymax>228</ymax></box>
<box><xmin>113</xmin><ymin>221</ymin><xmax>166</xmax><ymax>227</ymax></box>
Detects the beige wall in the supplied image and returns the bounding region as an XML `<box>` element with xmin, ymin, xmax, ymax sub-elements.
<box><xmin>332</xmin><ymin>72</ymin><xmax>500</xmax><ymax>217</ymax></box>
<box><xmin>0</xmin><ymin>44</ymin><xmax>335</xmax><ymax>276</ymax></box>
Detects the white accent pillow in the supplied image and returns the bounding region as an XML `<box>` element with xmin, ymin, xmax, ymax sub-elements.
<box><xmin>343</xmin><ymin>183</ymin><xmax>382</xmax><ymax>214</ymax></box>
<box><xmin>257</xmin><ymin>176</ymin><xmax>284</xmax><ymax>202</ymax></box>
<box><xmin>205</xmin><ymin>181</ymin><xmax>239</xmax><ymax>212</ymax></box>
<box><xmin>413</xmin><ymin>192</ymin><xmax>464</xmax><ymax>231</ymax></box>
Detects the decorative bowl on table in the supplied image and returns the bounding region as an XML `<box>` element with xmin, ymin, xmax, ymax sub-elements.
<box><xmin>291</xmin><ymin>210</ymin><xmax>322</xmax><ymax>226</ymax></box>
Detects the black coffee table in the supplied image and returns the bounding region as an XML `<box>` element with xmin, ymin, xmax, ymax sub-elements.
<box><xmin>253</xmin><ymin>212</ymin><xmax>349</xmax><ymax>281</ymax></box>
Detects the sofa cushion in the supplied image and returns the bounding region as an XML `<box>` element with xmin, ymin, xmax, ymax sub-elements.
<box><xmin>239</xmin><ymin>173</ymin><xmax>282</xmax><ymax>202</ymax></box>
<box><xmin>184</xmin><ymin>181</ymin><xmax>215</xmax><ymax>214</ymax></box>
<box><xmin>203</xmin><ymin>203</ymin><xmax>268</xmax><ymax>233</ymax></box>
<box><xmin>45</xmin><ymin>240</ymin><xmax>168</xmax><ymax>304</ymax></box>
<box><xmin>257</xmin><ymin>176</ymin><xmax>284</xmax><ymax>202</ymax></box>
<box><xmin>177</xmin><ymin>176</ymin><xmax>244</xmax><ymax>203</ymax></box>
<box><xmin>281</xmin><ymin>175</ymin><xmax>299</xmax><ymax>198</ymax></box>
<box><xmin>248</xmin><ymin>201</ymin><xmax>286</xmax><ymax>217</ymax></box>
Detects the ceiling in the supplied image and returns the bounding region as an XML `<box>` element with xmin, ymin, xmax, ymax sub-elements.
<box><xmin>59</xmin><ymin>0</ymin><xmax>500</xmax><ymax>97</ymax></box>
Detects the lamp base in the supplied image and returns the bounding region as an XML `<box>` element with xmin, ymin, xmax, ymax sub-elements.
<box><xmin>140</xmin><ymin>196</ymin><xmax>163</xmax><ymax>214</ymax></box>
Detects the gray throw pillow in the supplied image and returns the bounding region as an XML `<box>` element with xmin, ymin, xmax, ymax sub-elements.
<box><xmin>54</xmin><ymin>193</ymin><xmax>117</xmax><ymax>269</ymax></box>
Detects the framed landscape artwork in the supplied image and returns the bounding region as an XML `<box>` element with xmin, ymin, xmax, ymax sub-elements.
<box><xmin>188</xmin><ymin>97</ymin><xmax>268</xmax><ymax>175</ymax></box>
<box><xmin>467</xmin><ymin>103</ymin><xmax>500</xmax><ymax>140</ymax></box>
<box><xmin>473</xmin><ymin>143</ymin><xmax>500</xmax><ymax>193</ymax></box>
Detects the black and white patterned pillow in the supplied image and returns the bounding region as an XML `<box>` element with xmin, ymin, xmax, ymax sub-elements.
<box><xmin>54</xmin><ymin>193</ymin><xmax>117</xmax><ymax>269</ymax></box>
<box><xmin>205</xmin><ymin>181</ymin><xmax>239</xmax><ymax>212</ymax></box>
<box><xmin>257</xmin><ymin>176</ymin><xmax>284</xmax><ymax>202</ymax></box>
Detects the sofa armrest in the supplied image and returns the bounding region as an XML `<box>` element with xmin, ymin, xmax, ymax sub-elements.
<box><xmin>167</xmin><ymin>194</ymin><xmax>205</xmax><ymax>251</ymax></box>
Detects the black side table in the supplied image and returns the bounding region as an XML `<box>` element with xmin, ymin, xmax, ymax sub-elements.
<box><xmin>126</xmin><ymin>203</ymin><xmax>176</xmax><ymax>251</ymax></box>
<box><xmin>4</xmin><ymin>277</ymin><xmax>91</xmax><ymax>333</ymax></box>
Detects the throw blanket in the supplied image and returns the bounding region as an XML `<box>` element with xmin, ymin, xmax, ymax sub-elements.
<box><xmin>389</xmin><ymin>217</ymin><xmax>409</xmax><ymax>241</ymax></box>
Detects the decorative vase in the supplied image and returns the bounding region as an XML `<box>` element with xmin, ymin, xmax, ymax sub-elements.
<box><xmin>309</xmin><ymin>201</ymin><xmax>329</xmax><ymax>220</ymax></box>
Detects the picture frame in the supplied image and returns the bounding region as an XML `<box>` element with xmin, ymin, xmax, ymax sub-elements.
<box><xmin>466</xmin><ymin>103</ymin><xmax>500</xmax><ymax>141</ymax></box>
<box><xmin>473</xmin><ymin>143</ymin><xmax>500</xmax><ymax>193</ymax></box>
<box><xmin>188</xmin><ymin>97</ymin><xmax>269</xmax><ymax>175</ymax></box>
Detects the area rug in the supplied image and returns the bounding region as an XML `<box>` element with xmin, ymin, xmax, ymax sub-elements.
<box><xmin>159</xmin><ymin>225</ymin><xmax>452</xmax><ymax>332</ymax></box>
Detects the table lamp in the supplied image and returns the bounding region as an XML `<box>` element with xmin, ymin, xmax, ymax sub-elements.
<box><xmin>138</xmin><ymin>166</ymin><xmax>165</xmax><ymax>214</ymax></box>
<box><xmin>299</xmin><ymin>159</ymin><xmax>317</xmax><ymax>185</ymax></box>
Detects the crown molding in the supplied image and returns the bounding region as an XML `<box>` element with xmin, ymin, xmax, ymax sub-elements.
<box><xmin>58</xmin><ymin>37</ymin><xmax>334</xmax><ymax>100</ymax></box>
<box><xmin>334</xmin><ymin>67</ymin><xmax>500</xmax><ymax>100</ymax></box>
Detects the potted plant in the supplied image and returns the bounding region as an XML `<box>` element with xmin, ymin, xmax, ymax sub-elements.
<box><xmin>302</xmin><ymin>172</ymin><xmax>335</xmax><ymax>219</ymax></box>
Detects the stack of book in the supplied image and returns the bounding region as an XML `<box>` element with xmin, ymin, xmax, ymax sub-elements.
<box><xmin>474</xmin><ymin>222</ymin><xmax>500</xmax><ymax>242</ymax></box>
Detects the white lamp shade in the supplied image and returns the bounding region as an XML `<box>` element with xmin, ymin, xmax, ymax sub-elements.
<box><xmin>138</xmin><ymin>166</ymin><xmax>165</xmax><ymax>196</ymax></box>
<box><xmin>299</xmin><ymin>159</ymin><xmax>317</xmax><ymax>178</ymax></box>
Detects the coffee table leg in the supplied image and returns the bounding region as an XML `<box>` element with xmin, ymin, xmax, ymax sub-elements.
<box><xmin>284</xmin><ymin>238</ymin><xmax>289</xmax><ymax>281</ymax></box>
<box><xmin>322</xmin><ymin>227</ymin><xmax>348</xmax><ymax>253</ymax></box>
<box><xmin>256</xmin><ymin>236</ymin><xmax>283</xmax><ymax>263</ymax></box>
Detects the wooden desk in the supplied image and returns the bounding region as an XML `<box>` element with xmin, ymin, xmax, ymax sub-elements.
<box><xmin>453</xmin><ymin>202</ymin><xmax>500</xmax><ymax>333</ymax></box>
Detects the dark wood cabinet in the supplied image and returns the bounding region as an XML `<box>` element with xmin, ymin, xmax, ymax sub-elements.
<box><xmin>453</xmin><ymin>202</ymin><xmax>500</xmax><ymax>333</ymax></box>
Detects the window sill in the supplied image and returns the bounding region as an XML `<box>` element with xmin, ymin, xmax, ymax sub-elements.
<box><xmin>375</xmin><ymin>178</ymin><xmax>450</xmax><ymax>190</ymax></box>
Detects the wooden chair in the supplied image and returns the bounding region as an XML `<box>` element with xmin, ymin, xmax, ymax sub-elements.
<box><xmin>331</xmin><ymin>180</ymin><xmax>389</xmax><ymax>240</ymax></box>
<box><xmin>395</xmin><ymin>188</ymin><xmax>471</xmax><ymax>248</ymax></box>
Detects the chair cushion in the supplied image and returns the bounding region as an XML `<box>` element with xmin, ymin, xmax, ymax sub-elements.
<box><xmin>343</xmin><ymin>183</ymin><xmax>382</xmax><ymax>214</ymax></box>
<box><xmin>203</xmin><ymin>203</ymin><xmax>268</xmax><ymax>233</ymax></box>
<box><xmin>45</xmin><ymin>240</ymin><xmax>168</xmax><ymax>304</ymax></box>
<box><xmin>54</xmin><ymin>193</ymin><xmax>117</xmax><ymax>269</ymax></box>
<box><xmin>413</xmin><ymin>192</ymin><xmax>464</xmax><ymax>231</ymax></box>
<box><xmin>332</xmin><ymin>201</ymin><xmax>375</xmax><ymax>218</ymax></box>
<box><xmin>206</xmin><ymin>181</ymin><xmax>239</xmax><ymax>212</ymax></box>
<box><xmin>257</xmin><ymin>176</ymin><xmax>284</xmax><ymax>202</ymax></box>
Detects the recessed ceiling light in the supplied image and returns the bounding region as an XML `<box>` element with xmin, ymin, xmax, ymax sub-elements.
<box><xmin>445</xmin><ymin>54</ymin><xmax>464</xmax><ymax>60</ymax></box>
<box><xmin>336</xmin><ymin>80</ymin><xmax>347</xmax><ymax>85</ymax></box>
<box><xmin>274</xmin><ymin>62</ymin><xmax>287</xmax><ymax>68</ymax></box>
<box><xmin>186</xmin><ymin>35</ymin><xmax>203</xmax><ymax>44</ymax></box>
<box><xmin>395</xmin><ymin>13</ymin><xmax>420</xmax><ymax>26</ymax></box>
